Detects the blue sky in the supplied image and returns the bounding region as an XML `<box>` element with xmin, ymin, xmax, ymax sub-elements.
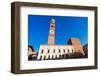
<box><xmin>28</xmin><ymin>15</ymin><xmax>88</xmax><ymax>52</ymax></box>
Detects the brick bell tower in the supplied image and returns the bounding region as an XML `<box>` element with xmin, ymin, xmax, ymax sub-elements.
<box><xmin>48</xmin><ymin>18</ymin><xmax>55</xmax><ymax>45</ymax></box>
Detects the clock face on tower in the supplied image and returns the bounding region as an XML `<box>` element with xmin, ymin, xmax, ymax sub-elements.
<box><xmin>50</xmin><ymin>30</ymin><xmax>54</xmax><ymax>34</ymax></box>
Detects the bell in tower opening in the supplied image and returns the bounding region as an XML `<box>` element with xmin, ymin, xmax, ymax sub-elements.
<box><xmin>48</xmin><ymin>18</ymin><xmax>55</xmax><ymax>45</ymax></box>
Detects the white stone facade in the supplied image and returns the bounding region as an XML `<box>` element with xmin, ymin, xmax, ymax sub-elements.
<box><xmin>37</xmin><ymin>45</ymin><xmax>75</xmax><ymax>60</ymax></box>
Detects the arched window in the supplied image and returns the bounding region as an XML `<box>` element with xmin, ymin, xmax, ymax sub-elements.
<box><xmin>59</xmin><ymin>55</ymin><xmax>61</xmax><ymax>59</ymax></box>
<box><xmin>48</xmin><ymin>55</ymin><xmax>50</xmax><ymax>60</ymax></box>
<box><xmin>44</xmin><ymin>56</ymin><xmax>46</xmax><ymax>60</ymax></box>
<box><xmin>58</xmin><ymin>49</ymin><xmax>60</xmax><ymax>53</ymax></box>
<box><xmin>72</xmin><ymin>49</ymin><xmax>74</xmax><ymax>52</ymax></box>
<box><xmin>55</xmin><ymin>55</ymin><xmax>57</xmax><ymax>59</ymax></box>
<box><xmin>52</xmin><ymin>55</ymin><xmax>54</xmax><ymax>59</ymax></box>
<box><xmin>40</xmin><ymin>56</ymin><xmax>42</xmax><ymax>60</ymax></box>
<box><xmin>62</xmin><ymin>54</ymin><xmax>64</xmax><ymax>58</ymax></box>
<box><xmin>41</xmin><ymin>49</ymin><xmax>43</xmax><ymax>53</ymax></box>
<box><xmin>51</xmin><ymin>24</ymin><xmax>54</xmax><ymax>28</ymax></box>
<box><xmin>68</xmin><ymin>49</ymin><xmax>69</xmax><ymax>53</ymax></box>
<box><xmin>53</xmin><ymin>49</ymin><xmax>55</xmax><ymax>53</ymax></box>
<box><xmin>47</xmin><ymin>49</ymin><xmax>50</xmax><ymax>53</ymax></box>
<box><xmin>63</xmin><ymin>49</ymin><xmax>65</xmax><ymax>53</ymax></box>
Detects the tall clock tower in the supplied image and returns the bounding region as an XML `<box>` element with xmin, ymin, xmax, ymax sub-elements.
<box><xmin>48</xmin><ymin>18</ymin><xmax>55</xmax><ymax>45</ymax></box>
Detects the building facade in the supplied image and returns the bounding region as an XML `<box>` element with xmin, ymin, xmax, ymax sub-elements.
<box><xmin>68</xmin><ymin>38</ymin><xmax>85</xmax><ymax>55</ymax></box>
<box><xmin>37</xmin><ymin>45</ymin><xmax>75</xmax><ymax>60</ymax></box>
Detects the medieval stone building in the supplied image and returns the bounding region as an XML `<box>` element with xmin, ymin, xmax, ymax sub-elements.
<box><xmin>28</xmin><ymin>46</ymin><xmax>38</xmax><ymax>60</ymax></box>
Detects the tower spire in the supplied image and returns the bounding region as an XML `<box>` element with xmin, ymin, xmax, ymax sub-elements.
<box><xmin>48</xmin><ymin>18</ymin><xmax>55</xmax><ymax>45</ymax></box>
